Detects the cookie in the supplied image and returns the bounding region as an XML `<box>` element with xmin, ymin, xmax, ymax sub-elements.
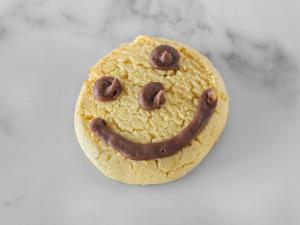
<box><xmin>74</xmin><ymin>35</ymin><xmax>229</xmax><ymax>185</ymax></box>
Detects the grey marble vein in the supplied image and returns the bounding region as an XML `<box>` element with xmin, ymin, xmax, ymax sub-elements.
<box><xmin>223</xmin><ymin>29</ymin><xmax>299</xmax><ymax>103</ymax></box>
<box><xmin>2</xmin><ymin>195</ymin><xmax>27</xmax><ymax>207</ymax></box>
<box><xmin>0</xmin><ymin>27</ymin><xmax>6</xmax><ymax>40</ymax></box>
<box><xmin>98</xmin><ymin>0</ymin><xmax>212</xmax><ymax>41</ymax></box>
<box><xmin>0</xmin><ymin>118</ymin><xmax>11</xmax><ymax>134</ymax></box>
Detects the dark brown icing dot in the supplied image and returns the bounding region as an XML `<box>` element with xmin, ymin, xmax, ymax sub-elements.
<box><xmin>139</xmin><ymin>82</ymin><xmax>165</xmax><ymax>110</ymax></box>
<box><xmin>149</xmin><ymin>45</ymin><xmax>180</xmax><ymax>70</ymax></box>
<box><xmin>93</xmin><ymin>76</ymin><xmax>122</xmax><ymax>102</ymax></box>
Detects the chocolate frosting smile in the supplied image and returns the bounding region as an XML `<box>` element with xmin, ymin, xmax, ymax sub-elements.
<box><xmin>90</xmin><ymin>89</ymin><xmax>218</xmax><ymax>161</ymax></box>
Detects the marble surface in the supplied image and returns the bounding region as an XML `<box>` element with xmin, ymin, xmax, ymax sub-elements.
<box><xmin>1</xmin><ymin>0</ymin><xmax>300</xmax><ymax>224</ymax></box>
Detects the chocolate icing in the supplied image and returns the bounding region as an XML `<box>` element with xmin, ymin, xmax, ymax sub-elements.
<box><xmin>93</xmin><ymin>76</ymin><xmax>122</xmax><ymax>102</ymax></box>
<box><xmin>149</xmin><ymin>45</ymin><xmax>180</xmax><ymax>70</ymax></box>
<box><xmin>90</xmin><ymin>88</ymin><xmax>218</xmax><ymax>161</ymax></box>
<box><xmin>139</xmin><ymin>82</ymin><xmax>165</xmax><ymax>110</ymax></box>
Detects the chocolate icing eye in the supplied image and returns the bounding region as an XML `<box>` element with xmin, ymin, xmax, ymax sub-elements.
<box><xmin>139</xmin><ymin>82</ymin><xmax>165</xmax><ymax>110</ymax></box>
<box><xmin>149</xmin><ymin>45</ymin><xmax>180</xmax><ymax>70</ymax></box>
<box><xmin>93</xmin><ymin>76</ymin><xmax>122</xmax><ymax>102</ymax></box>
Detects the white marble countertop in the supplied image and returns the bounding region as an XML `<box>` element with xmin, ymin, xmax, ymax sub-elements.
<box><xmin>1</xmin><ymin>0</ymin><xmax>300</xmax><ymax>224</ymax></box>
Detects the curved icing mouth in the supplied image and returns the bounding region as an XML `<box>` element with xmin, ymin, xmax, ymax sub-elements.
<box><xmin>90</xmin><ymin>88</ymin><xmax>218</xmax><ymax>161</ymax></box>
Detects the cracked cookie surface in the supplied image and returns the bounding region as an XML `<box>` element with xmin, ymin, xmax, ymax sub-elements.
<box><xmin>74</xmin><ymin>35</ymin><xmax>229</xmax><ymax>185</ymax></box>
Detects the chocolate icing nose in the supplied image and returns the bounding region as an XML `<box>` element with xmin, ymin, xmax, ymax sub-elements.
<box><xmin>139</xmin><ymin>82</ymin><xmax>165</xmax><ymax>110</ymax></box>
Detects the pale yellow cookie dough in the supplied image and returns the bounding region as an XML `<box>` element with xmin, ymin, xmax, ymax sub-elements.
<box><xmin>74</xmin><ymin>35</ymin><xmax>229</xmax><ymax>185</ymax></box>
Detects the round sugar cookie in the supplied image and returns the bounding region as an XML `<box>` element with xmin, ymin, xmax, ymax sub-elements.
<box><xmin>74</xmin><ymin>35</ymin><xmax>229</xmax><ymax>185</ymax></box>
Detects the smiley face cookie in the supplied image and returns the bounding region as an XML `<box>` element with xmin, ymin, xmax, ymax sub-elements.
<box><xmin>74</xmin><ymin>35</ymin><xmax>229</xmax><ymax>185</ymax></box>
